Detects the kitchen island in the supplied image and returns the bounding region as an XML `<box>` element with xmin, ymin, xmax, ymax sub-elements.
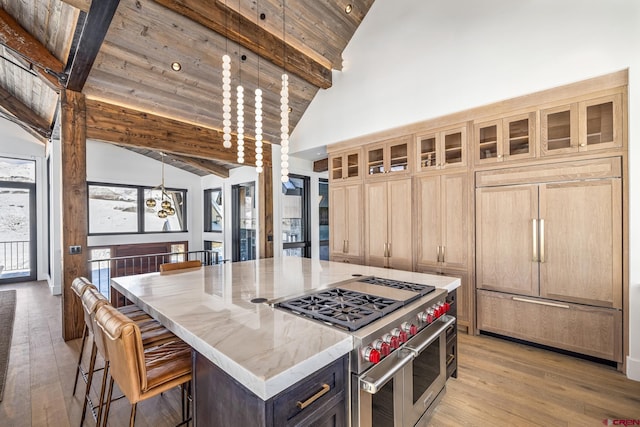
<box><xmin>110</xmin><ymin>257</ymin><xmax>460</xmax><ymax>425</ymax></box>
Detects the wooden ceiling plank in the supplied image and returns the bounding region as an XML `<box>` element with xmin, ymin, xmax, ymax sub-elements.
<box><xmin>168</xmin><ymin>154</ymin><xmax>230</xmax><ymax>178</ymax></box>
<box><xmin>65</xmin><ymin>0</ymin><xmax>120</xmax><ymax>91</ymax></box>
<box><xmin>0</xmin><ymin>7</ymin><xmax>64</xmax><ymax>90</ymax></box>
<box><xmin>85</xmin><ymin>99</ymin><xmax>272</xmax><ymax>167</ymax></box>
<box><xmin>152</xmin><ymin>0</ymin><xmax>332</xmax><ymax>89</ymax></box>
<box><xmin>61</xmin><ymin>0</ymin><xmax>92</xmax><ymax>13</ymax></box>
<box><xmin>0</xmin><ymin>83</ymin><xmax>51</xmax><ymax>138</ymax></box>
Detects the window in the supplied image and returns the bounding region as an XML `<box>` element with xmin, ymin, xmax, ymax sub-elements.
<box><xmin>88</xmin><ymin>183</ymin><xmax>187</xmax><ymax>235</ymax></box>
<box><xmin>232</xmin><ymin>182</ymin><xmax>256</xmax><ymax>262</ymax></box>
<box><xmin>282</xmin><ymin>174</ymin><xmax>310</xmax><ymax>258</ymax></box>
<box><xmin>204</xmin><ymin>240</ymin><xmax>223</xmax><ymax>264</ymax></box>
<box><xmin>319</xmin><ymin>179</ymin><xmax>329</xmax><ymax>260</ymax></box>
<box><xmin>204</xmin><ymin>188</ymin><xmax>223</xmax><ymax>232</ymax></box>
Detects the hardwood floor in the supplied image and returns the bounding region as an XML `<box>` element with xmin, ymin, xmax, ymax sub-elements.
<box><xmin>1</xmin><ymin>280</ymin><xmax>639</xmax><ymax>426</ymax></box>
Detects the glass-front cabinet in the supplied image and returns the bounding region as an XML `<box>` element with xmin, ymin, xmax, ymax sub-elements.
<box><xmin>475</xmin><ymin>112</ymin><xmax>535</xmax><ymax>164</ymax></box>
<box><xmin>365</xmin><ymin>136</ymin><xmax>411</xmax><ymax>177</ymax></box>
<box><xmin>330</xmin><ymin>149</ymin><xmax>361</xmax><ymax>182</ymax></box>
<box><xmin>541</xmin><ymin>94</ymin><xmax>622</xmax><ymax>156</ymax></box>
<box><xmin>417</xmin><ymin>125</ymin><xmax>467</xmax><ymax>172</ymax></box>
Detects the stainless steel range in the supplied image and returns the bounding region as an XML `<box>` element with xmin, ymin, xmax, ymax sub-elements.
<box><xmin>274</xmin><ymin>275</ymin><xmax>456</xmax><ymax>427</ymax></box>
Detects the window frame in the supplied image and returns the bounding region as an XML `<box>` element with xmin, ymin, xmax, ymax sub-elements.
<box><xmin>204</xmin><ymin>187</ymin><xmax>224</xmax><ymax>232</ymax></box>
<box><xmin>282</xmin><ymin>174</ymin><xmax>311</xmax><ymax>258</ymax></box>
<box><xmin>87</xmin><ymin>181</ymin><xmax>188</xmax><ymax>236</ymax></box>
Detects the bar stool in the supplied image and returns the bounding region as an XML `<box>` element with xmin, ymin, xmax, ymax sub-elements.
<box><xmin>71</xmin><ymin>277</ymin><xmax>95</xmax><ymax>396</ymax></box>
<box><xmin>79</xmin><ymin>287</ymin><xmax>177</xmax><ymax>426</ymax></box>
<box><xmin>159</xmin><ymin>259</ymin><xmax>202</xmax><ymax>272</ymax></box>
<box><xmin>95</xmin><ymin>304</ymin><xmax>192</xmax><ymax>427</ymax></box>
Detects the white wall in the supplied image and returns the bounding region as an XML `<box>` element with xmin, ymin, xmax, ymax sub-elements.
<box><xmin>290</xmin><ymin>0</ymin><xmax>640</xmax><ymax>380</ymax></box>
<box><xmin>0</xmin><ymin>120</ymin><xmax>49</xmax><ymax>286</ymax></box>
<box><xmin>86</xmin><ymin>141</ymin><xmax>202</xmax><ymax>249</ymax></box>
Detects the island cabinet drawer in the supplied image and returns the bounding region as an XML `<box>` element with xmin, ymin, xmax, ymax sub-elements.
<box><xmin>477</xmin><ymin>290</ymin><xmax>622</xmax><ymax>362</ymax></box>
<box><xmin>272</xmin><ymin>355</ymin><xmax>348</xmax><ymax>426</ymax></box>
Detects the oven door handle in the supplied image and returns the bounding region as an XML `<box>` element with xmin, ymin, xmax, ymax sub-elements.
<box><xmin>404</xmin><ymin>315</ymin><xmax>456</xmax><ymax>356</ymax></box>
<box><xmin>359</xmin><ymin>350</ymin><xmax>414</xmax><ymax>395</ymax></box>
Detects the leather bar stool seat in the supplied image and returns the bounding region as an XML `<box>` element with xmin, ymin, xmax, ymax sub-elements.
<box><xmin>95</xmin><ymin>304</ymin><xmax>192</xmax><ymax>427</ymax></box>
<box><xmin>159</xmin><ymin>259</ymin><xmax>202</xmax><ymax>272</ymax></box>
<box><xmin>71</xmin><ymin>277</ymin><xmax>96</xmax><ymax>396</ymax></box>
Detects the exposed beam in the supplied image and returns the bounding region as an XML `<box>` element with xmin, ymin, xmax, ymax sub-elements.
<box><xmin>152</xmin><ymin>0</ymin><xmax>332</xmax><ymax>90</ymax></box>
<box><xmin>61</xmin><ymin>0</ymin><xmax>91</xmax><ymax>12</ymax></box>
<box><xmin>313</xmin><ymin>158</ymin><xmax>328</xmax><ymax>173</ymax></box>
<box><xmin>168</xmin><ymin>153</ymin><xmax>230</xmax><ymax>178</ymax></box>
<box><xmin>0</xmin><ymin>84</ymin><xmax>51</xmax><ymax>139</ymax></box>
<box><xmin>85</xmin><ymin>99</ymin><xmax>272</xmax><ymax>167</ymax></box>
<box><xmin>65</xmin><ymin>0</ymin><xmax>120</xmax><ymax>91</ymax></box>
<box><xmin>0</xmin><ymin>8</ymin><xmax>64</xmax><ymax>90</ymax></box>
<box><xmin>60</xmin><ymin>89</ymin><xmax>88</xmax><ymax>341</ymax></box>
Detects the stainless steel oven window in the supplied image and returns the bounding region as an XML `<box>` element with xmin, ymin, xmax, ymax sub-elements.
<box><xmin>411</xmin><ymin>337</ymin><xmax>442</xmax><ymax>404</ymax></box>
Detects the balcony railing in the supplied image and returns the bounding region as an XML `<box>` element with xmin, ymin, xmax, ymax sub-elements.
<box><xmin>88</xmin><ymin>249</ymin><xmax>220</xmax><ymax>297</ymax></box>
<box><xmin>0</xmin><ymin>240</ymin><xmax>30</xmax><ymax>278</ymax></box>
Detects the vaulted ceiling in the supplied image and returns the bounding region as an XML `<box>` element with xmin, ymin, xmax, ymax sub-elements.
<box><xmin>0</xmin><ymin>0</ymin><xmax>375</xmax><ymax>176</ymax></box>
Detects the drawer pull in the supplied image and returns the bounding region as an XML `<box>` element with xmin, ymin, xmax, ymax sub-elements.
<box><xmin>512</xmin><ymin>297</ymin><xmax>569</xmax><ymax>309</ymax></box>
<box><xmin>296</xmin><ymin>383</ymin><xmax>330</xmax><ymax>410</ymax></box>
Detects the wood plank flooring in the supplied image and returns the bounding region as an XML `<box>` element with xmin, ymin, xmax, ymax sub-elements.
<box><xmin>1</xmin><ymin>280</ymin><xmax>639</xmax><ymax>426</ymax></box>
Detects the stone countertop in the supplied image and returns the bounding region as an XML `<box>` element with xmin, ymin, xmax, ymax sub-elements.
<box><xmin>110</xmin><ymin>257</ymin><xmax>460</xmax><ymax>400</ymax></box>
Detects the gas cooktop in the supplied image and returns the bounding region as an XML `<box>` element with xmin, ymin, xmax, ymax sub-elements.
<box><xmin>275</xmin><ymin>276</ymin><xmax>436</xmax><ymax>331</ymax></box>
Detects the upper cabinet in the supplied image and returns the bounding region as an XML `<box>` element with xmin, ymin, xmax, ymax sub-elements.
<box><xmin>416</xmin><ymin>125</ymin><xmax>468</xmax><ymax>172</ymax></box>
<box><xmin>329</xmin><ymin>149</ymin><xmax>362</xmax><ymax>182</ymax></box>
<box><xmin>365</xmin><ymin>136</ymin><xmax>412</xmax><ymax>178</ymax></box>
<box><xmin>541</xmin><ymin>93</ymin><xmax>623</xmax><ymax>156</ymax></box>
<box><xmin>475</xmin><ymin>112</ymin><xmax>536</xmax><ymax>164</ymax></box>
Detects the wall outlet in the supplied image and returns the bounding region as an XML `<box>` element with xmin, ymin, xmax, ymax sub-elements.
<box><xmin>69</xmin><ymin>245</ymin><xmax>82</xmax><ymax>255</ymax></box>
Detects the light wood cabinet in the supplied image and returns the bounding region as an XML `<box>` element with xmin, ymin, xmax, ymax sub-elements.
<box><xmin>540</xmin><ymin>93</ymin><xmax>623</xmax><ymax>156</ymax></box>
<box><xmin>329</xmin><ymin>149</ymin><xmax>362</xmax><ymax>182</ymax></box>
<box><xmin>416</xmin><ymin>125</ymin><xmax>467</xmax><ymax>172</ymax></box>
<box><xmin>365</xmin><ymin>136</ymin><xmax>411</xmax><ymax>178</ymax></box>
<box><xmin>477</xmin><ymin>290</ymin><xmax>622</xmax><ymax>362</ymax></box>
<box><xmin>329</xmin><ymin>183</ymin><xmax>363</xmax><ymax>262</ymax></box>
<box><xmin>476</xmin><ymin>158</ymin><xmax>623</xmax><ymax>362</ymax></box>
<box><xmin>364</xmin><ymin>179</ymin><xmax>413</xmax><ymax>270</ymax></box>
<box><xmin>475</xmin><ymin>112</ymin><xmax>536</xmax><ymax>164</ymax></box>
<box><xmin>415</xmin><ymin>173</ymin><xmax>468</xmax><ymax>270</ymax></box>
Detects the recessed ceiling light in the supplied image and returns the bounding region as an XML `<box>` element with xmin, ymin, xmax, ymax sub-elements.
<box><xmin>345</xmin><ymin>4</ymin><xmax>353</xmax><ymax>14</ymax></box>
<box><xmin>171</xmin><ymin>61</ymin><xmax>182</xmax><ymax>71</ymax></box>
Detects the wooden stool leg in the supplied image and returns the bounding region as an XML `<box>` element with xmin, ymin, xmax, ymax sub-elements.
<box><xmin>72</xmin><ymin>325</ymin><xmax>88</xmax><ymax>396</ymax></box>
<box><xmin>80</xmin><ymin>342</ymin><xmax>97</xmax><ymax>427</ymax></box>
<box><xmin>101</xmin><ymin>377</ymin><xmax>114</xmax><ymax>427</ymax></box>
<box><xmin>95</xmin><ymin>361</ymin><xmax>109</xmax><ymax>426</ymax></box>
<box><xmin>129</xmin><ymin>403</ymin><xmax>137</xmax><ymax>427</ymax></box>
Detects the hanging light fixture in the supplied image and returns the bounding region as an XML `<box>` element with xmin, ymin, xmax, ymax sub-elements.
<box><xmin>145</xmin><ymin>153</ymin><xmax>176</xmax><ymax>218</ymax></box>
<box><xmin>254</xmin><ymin>1</ymin><xmax>263</xmax><ymax>174</ymax></box>
<box><xmin>280</xmin><ymin>0</ymin><xmax>290</xmax><ymax>183</ymax></box>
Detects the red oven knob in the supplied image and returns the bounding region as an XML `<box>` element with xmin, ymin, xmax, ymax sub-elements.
<box><xmin>426</xmin><ymin>308</ymin><xmax>435</xmax><ymax>323</ymax></box>
<box><xmin>391</xmin><ymin>328</ymin><xmax>408</xmax><ymax>344</ymax></box>
<box><xmin>401</xmin><ymin>322</ymin><xmax>418</xmax><ymax>336</ymax></box>
<box><xmin>383</xmin><ymin>333</ymin><xmax>399</xmax><ymax>349</ymax></box>
<box><xmin>444</xmin><ymin>301</ymin><xmax>451</xmax><ymax>312</ymax></box>
<box><xmin>372</xmin><ymin>339</ymin><xmax>391</xmax><ymax>357</ymax></box>
<box><xmin>363</xmin><ymin>347</ymin><xmax>381</xmax><ymax>364</ymax></box>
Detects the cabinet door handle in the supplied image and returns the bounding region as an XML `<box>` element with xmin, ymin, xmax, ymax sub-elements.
<box><xmin>297</xmin><ymin>383</ymin><xmax>331</xmax><ymax>410</ymax></box>
<box><xmin>343</xmin><ymin>240</ymin><xmax>346</xmax><ymax>253</ymax></box>
<box><xmin>387</xmin><ymin>242</ymin><xmax>391</xmax><ymax>258</ymax></box>
<box><xmin>532</xmin><ymin>219</ymin><xmax>538</xmax><ymax>262</ymax></box>
<box><xmin>345</xmin><ymin>240</ymin><xmax>349</xmax><ymax>254</ymax></box>
<box><xmin>441</xmin><ymin>246</ymin><xmax>445</xmax><ymax>263</ymax></box>
<box><xmin>512</xmin><ymin>296</ymin><xmax>569</xmax><ymax>309</ymax></box>
<box><xmin>539</xmin><ymin>219</ymin><xmax>545</xmax><ymax>263</ymax></box>
<box><xmin>436</xmin><ymin>246</ymin><xmax>441</xmax><ymax>262</ymax></box>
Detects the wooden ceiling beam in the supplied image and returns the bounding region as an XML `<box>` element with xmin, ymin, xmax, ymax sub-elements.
<box><xmin>167</xmin><ymin>153</ymin><xmax>230</xmax><ymax>178</ymax></box>
<box><xmin>0</xmin><ymin>8</ymin><xmax>64</xmax><ymax>90</ymax></box>
<box><xmin>85</xmin><ymin>99</ymin><xmax>272</xmax><ymax>167</ymax></box>
<box><xmin>0</xmin><ymin>84</ymin><xmax>51</xmax><ymax>139</ymax></box>
<box><xmin>61</xmin><ymin>0</ymin><xmax>91</xmax><ymax>13</ymax></box>
<box><xmin>152</xmin><ymin>0</ymin><xmax>332</xmax><ymax>89</ymax></box>
<box><xmin>65</xmin><ymin>0</ymin><xmax>120</xmax><ymax>91</ymax></box>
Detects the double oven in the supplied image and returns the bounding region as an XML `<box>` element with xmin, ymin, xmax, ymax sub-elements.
<box><xmin>273</xmin><ymin>275</ymin><xmax>456</xmax><ymax>427</ymax></box>
<box><xmin>354</xmin><ymin>314</ymin><xmax>455</xmax><ymax>427</ymax></box>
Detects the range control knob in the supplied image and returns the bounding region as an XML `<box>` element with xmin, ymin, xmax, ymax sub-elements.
<box><xmin>444</xmin><ymin>301</ymin><xmax>451</xmax><ymax>313</ymax></box>
<box><xmin>372</xmin><ymin>339</ymin><xmax>391</xmax><ymax>357</ymax></box>
<box><xmin>402</xmin><ymin>322</ymin><xmax>418</xmax><ymax>336</ymax></box>
<box><xmin>426</xmin><ymin>308</ymin><xmax>435</xmax><ymax>323</ymax></box>
<box><xmin>363</xmin><ymin>347</ymin><xmax>381</xmax><ymax>364</ymax></box>
<box><xmin>391</xmin><ymin>328</ymin><xmax>408</xmax><ymax>344</ymax></box>
<box><xmin>382</xmin><ymin>333</ymin><xmax>399</xmax><ymax>349</ymax></box>
<box><xmin>433</xmin><ymin>303</ymin><xmax>443</xmax><ymax>318</ymax></box>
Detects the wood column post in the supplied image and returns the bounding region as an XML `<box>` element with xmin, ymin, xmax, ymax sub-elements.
<box><xmin>60</xmin><ymin>89</ymin><xmax>89</xmax><ymax>341</ymax></box>
<box><xmin>259</xmin><ymin>165</ymin><xmax>274</xmax><ymax>258</ymax></box>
